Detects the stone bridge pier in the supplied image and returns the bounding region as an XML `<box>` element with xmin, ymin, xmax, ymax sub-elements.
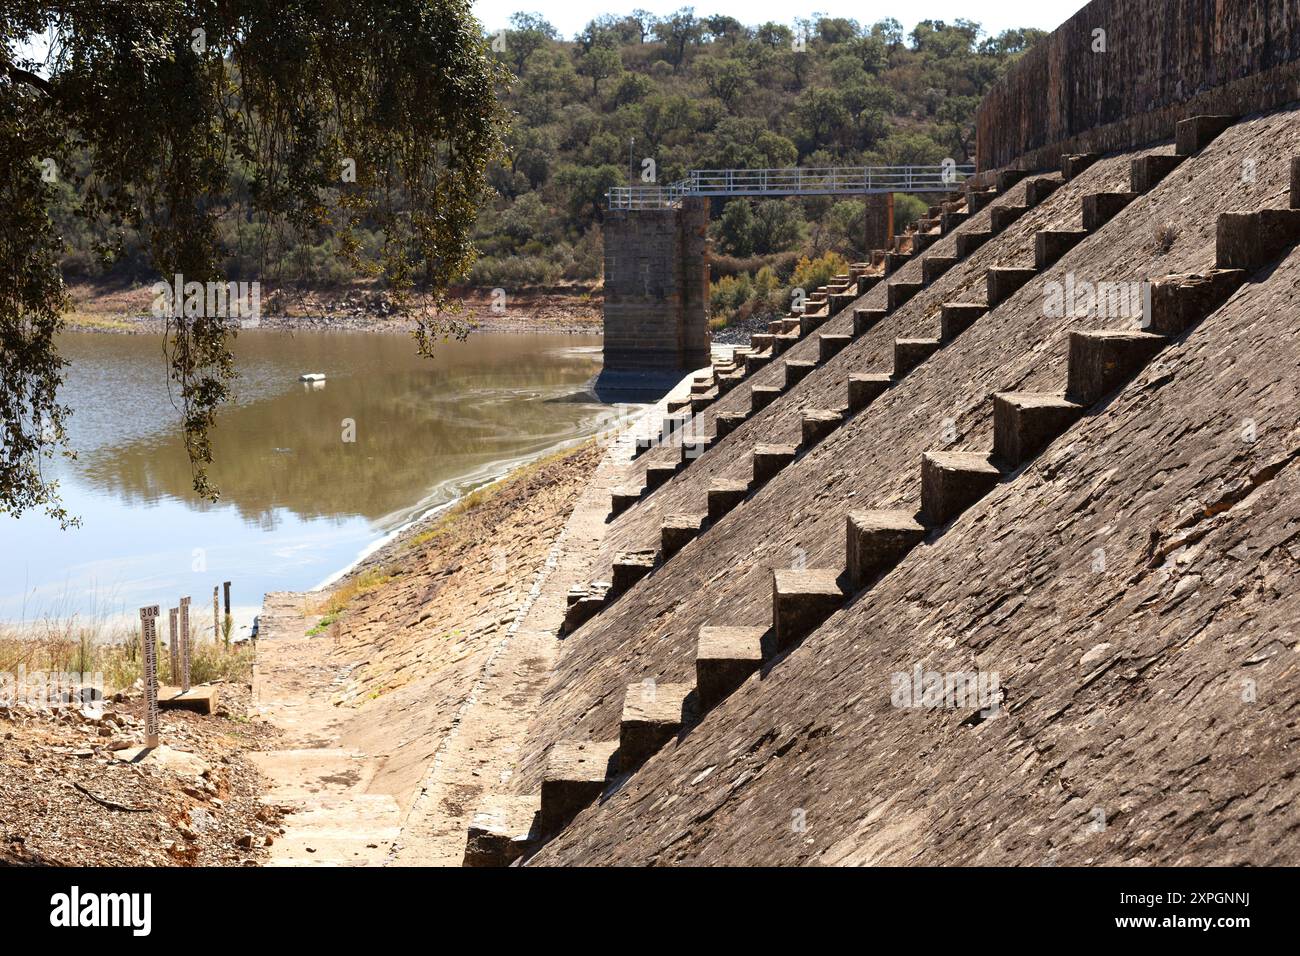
<box><xmin>596</xmin><ymin>197</ymin><xmax>710</xmax><ymax>400</ymax></box>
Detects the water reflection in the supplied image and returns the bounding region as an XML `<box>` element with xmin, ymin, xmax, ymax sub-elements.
<box><xmin>2</xmin><ymin>331</ymin><xmax>612</xmax><ymax>622</ymax></box>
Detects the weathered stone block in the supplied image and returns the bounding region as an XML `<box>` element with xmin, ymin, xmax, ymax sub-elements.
<box><xmin>1065</xmin><ymin>329</ymin><xmax>1166</xmax><ymax>405</ymax></box>
<box><xmin>661</xmin><ymin>513</ymin><xmax>706</xmax><ymax>559</ymax></box>
<box><xmin>1292</xmin><ymin>157</ymin><xmax>1300</xmax><ymax>210</ymax></box>
<box><xmin>920</xmin><ymin>451</ymin><xmax>1003</xmax><ymax>526</ymax></box>
<box><xmin>801</xmin><ymin>409</ymin><xmax>844</xmax><ymax>448</ymax></box>
<box><xmin>888</xmin><ymin>280</ymin><xmax>923</xmax><ymax>311</ymax></box>
<box><xmin>1082</xmin><ymin>192</ymin><xmax>1137</xmax><ymax>231</ymax></box>
<box><xmin>751</xmin><ymin>332</ymin><xmax>774</xmax><ymax>352</ymax></box>
<box><xmin>853</xmin><ymin>308</ymin><xmax>887</xmax><ymax>337</ymax></box>
<box><xmin>619</xmin><ymin>681</ymin><xmax>694</xmax><ymax>771</ymax></box>
<box><xmin>941</xmin><ymin>209</ymin><xmax>969</xmax><ymax>233</ymax></box>
<box><xmin>609</xmin><ymin>486</ymin><xmax>641</xmax><ymax>517</ymax></box>
<box><xmin>1024</xmin><ymin>177</ymin><xmax>1059</xmax><ymax>206</ymax></box>
<box><xmin>784</xmin><ymin>359</ymin><xmax>816</xmax><ymax>389</ymax></box>
<box><xmin>611</xmin><ymin>549</ymin><xmax>657</xmax><ymax>596</ymax></box>
<box><xmin>818</xmin><ymin>333</ymin><xmax>852</xmax><ymax>363</ymax></box>
<box><xmin>1175</xmin><ymin>115</ymin><xmax>1235</xmax><ymax>156</ymax></box>
<box><xmin>1034</xmin><ymin>229</ymin><xmax>1087</xmax><ymax>270</ymax></box>
<box><xmin>463</xmin><ymin>794</ymin><xmax>540</xmax><ymax>867</ymax></box>
<box><xmin>714</xmin><ymin>412</ymin><xmax>746</xmax><ymax>439</ymax></box>
<box><xmin>751</xmin><ymin>384</ymin><xmax>783</xmax><ymax>413</ymax></box>
<box><xmin>644</xmin><ymin>461</ymin><xmax>678</xmax><ymax>493</ymax></box>
<box><xmin>696</xmin><ymin>626</ymin><xmax>765</xmax><ymax>711</ymax></box>
<box><xmin>1130</xmin><ymin>153</ymin><xmax>1186</xmax><ymax>193</ymax></box>
<box><xmin>1215</xmin><ymin>209</ymin><xmax>1300</xmax><ymax>271</ymax></box>
<box><xmin>159</xmin><ymin>686</ymin><xmax>218</xmax><ymax>715</ymax></box>
<box><xmin>538</xmin><ymin>740</ymin><xmax>618</xmax><ymax>832</ymax></box>
<box><xmin>707</xmin><ymin>479</ymin><xmax>749</xmax><ymax>522</ymax></box>
<box><xmin>884</xmin><ymin>251</ymin><xmax>910</xmax><ymax>275</ymax></box>
<box><xmin>894</xmin><ymin>337</ymin><xmax>941</xmax><ymax>378</ymax></box>
<box><xmin>994</xmin><ymin>168</ymin><xmax>1028</xmax><ymax>193</ymax></box>
<box><xmin>772</xmin><ymin>569</ymin><xmax>844</xmax><ymax>651</ymax></box>
<box><xmin>752</xmin><ymin>443</ymin><xmax>797</xmax><ymax>485</ymax></box>
<box><xmin>990</xmin><ymin>204</ymin><xmax>1028</xmax><ymax>233</ymax></box>
<box><xmin>847</xmin><ymin>373</ymin><xmax>891</xmax><ymax>413</ymax></box>
<box><xmin>1061</xmin><ymin>153</ymin><xmax>1099</xmax><ymax>181</ymax></box>
<box><xmin>846</xmin><ymin>510</ymin><xmax>927</xmax><ymax>591</ymax></box>
<box><xmin>992</xmin><ymin>392</ymin><xmax>1084</xmax><ymax>469</ymax></box>
<box><xmin>955</xmin><ymin>230</ymin><xmax>991</xmax><ymax>258</ymax></box>
<box><xmin>774</xmin><ymin>331</ymin><xmax>800</xmax><ymax>353</ymax></box>
<box><xmin>939</xmin><ymin>302</ymin><xmax>988</xmax><ymax>342</ymax></box>
<box><xmin>744</xmin><ymin>351</ymin><xmax>771</xmax><ymax>375</ymax></box>
<box><xmin>986</xmin><ymin>266</ymin><xmax>1037</xmax><ymax>307</ymax></box>
<box><xmin>967</xmin><ymin>188</ymin><xmax>996</xmax><ymax>213</ymax></box>
<box><xmin>922</xmin><ymin>255</ymin><xmax>958</xmax><ymax>286</ymax></box>
<box><xmin>562</xmin><ymin>590</ymin><xmax>608</xmax><ymax>634</ymax></box>
<box><xmin>1142</xmin><ymin>270</ymin><xmax>1247</xmax><ymax>336</ymax></box>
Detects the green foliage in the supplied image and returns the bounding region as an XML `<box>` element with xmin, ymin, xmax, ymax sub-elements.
<box><xmin>2</xmin><ymin>0</ymin><xmax>508</xmax><ymax>520</ymax></box>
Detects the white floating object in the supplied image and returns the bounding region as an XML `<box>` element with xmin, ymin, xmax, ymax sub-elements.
<box><xmin>299</xmin><ymin>372</ymin><xmax>326</xmax><ymax>382</ymax></box>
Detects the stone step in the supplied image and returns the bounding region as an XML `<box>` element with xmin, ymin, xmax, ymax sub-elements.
<box><xmin>887</xmin><ymin>280</ymin><xmax>923</xmax><ymax>311</ymax></box>
<box><xmin>894</xmin><ymin>337</ymin><xmax>942</xmax><ymax>378</ymax></box>
<box><xmin>689</xmin><ymin>395</ymin><xmax>712</xmax><ymax>415</ymax></box>
<box><xmin>853</xmin><ymin>307</ymin><xmax>887</xmax><ymax>337</ymax></box>
<box><xmin>955</xmin><ymin>230</ymin><xmax>991</xmax><ymax>258</ymax></box>
<box><xmin>714</xmin><ymin>412</ymin><xmax>746</xmax><ymax>439</ymax></box>
<box><xmin>986</xmin><ymin>266</ymin><xmax>1038</xmax><ymax>307</ymax></box>
<box><xmin>661</xmin><ymin>513</ymin><xmax>706</xmax><ymax>559</ymax></box>
<box><xmin>940</xmin><ymin>302</ymin><xmax>988</xmax><ymax>342</ymax></box>
<box><xmin>696</xmin><ymin>626</ymin><xmax>766</xmax><ymax>710</ymax></box>
<box><xmin>744</xmin><ymin>351</ymin><xmax>771</xmax><ymax>375</ymax></box>
<box><xmin>847</xmin><ymin>372</ymin><xmax>892</xmax><ymax>414</ymax></box>
<box><xmin>644</xmin><ymin>460</ymin><xmax>679</xmax><ymax>493</ymax></box>
<box><xmin>753</xmin><ymin>443</ymin><xmax>798</xmax><ymax>485</ymax></box>
<box><xmin>1292</xmin><ymin>157</ymin><xmax>1300</xmax><ymax>209</ymax></box>
<box><xmin>682</xmin><ymin>436</ymin><xmax>708</xmax><ymax>460</ymax></box>
<box><xmin>1175</xmin><ymin>115</ymin><xmax>1235</xmax><ymax>156</ymax></box>
<box><xmin>1082</xmin><ymin>191</ymin><xmax>1138</xmax><ymax>231</ymax></box>
<box><xmin>463</xmin><ymin>794</ymin><xmax>541</xmax><ymax>867</ymax></box>
<box><xmin>920</xmin><ymin>451</ymin><xmax>1004</xmax><ymax>526</ymax></box>
<box><xmin>751</xmin><ymin>383</ymin><xmax>783</xmax><ymax>413</ymax></box>
<box><xmin>912</xmin><ymin>232</ymin><xmax>938</xmax><ymax>253</ymax></box>
<box><xmin>1131</xmin><ymin>153</ymin><xmax>1186</xmax><ymax>193</ymax></box>
<box><xmin>773</xmin><ymin>569</ymin><xmax>844</xmax><ymax>651</ymax></box>
<box><xmin>774</xmin><ymin>331</ymin><xmax>800</xmax><ymax>352</ymax></box>
<box><xmin>1216</xmin><ymin>208</ymin><xmax>1300</xmax><ymax>271</ymax></box>
<box><xmin>609</xmin><ymin>486</ymin><xmax>640</xmax><ymax>517</ymax></box>
<box><xmin>922</xmin><ymin>255</ymin><xmax>958</xmax><ymax>285</ymax></box>
<box><xmin>750</xmin><ymin>332</ymin><xmax>774</xmax><ymax>352</ymax></box>
<box><xmin>1035</xmin><ymin>229</ymin><xmax>1088</xmax><ymax>270</ymax></box>
<box><xmin>767</xmin><ymin>319</ymin><xmax>785</xmax><ymax>335</ymax></box>
<box><xmin>967</xmin><ymin>188</ymin><xmax>997</xmax><ymax>214</ymax></box>
<box><xmin>1065</xmin><ymin>329</ymin><xmax>1166</xmax><ymax>406</ymax></box>
<box><xmin>992</xmin><ymin>392</ymin><xmax>1084</xmax><ymax>469</ymax></box>
<box><xmin>801</xmin><ymin>409</ymin><xmax>844</xmax><ymax>448</ymax></box>
<box><xmin>611</xmin><ymin>549</ymin><xmax>657</xmax><ymax>596</ymax></box>
<box><xmin>829</xmin><ymin>290</ymin><xmax>858</xmax><ymax>314</ymax></box>
<box><xmin>707</xmin><ymin>479</ymin><xmax>749</xmax><ymax>522</ymax></box>
<box><xmin>884</xmin><ymin>251</ymin><xmax>910</xmax><ymax>275</ymax></box>
<box><xmin>619</xmin><ymin>681</ymin><xmax>695</xmax><ymax>772</ymax></box>
<box><xmin>846</xmin><ymin>510</ymin><xmax>928</xmax><ymax>591</ymax></box>
<box><xmin>995</xmin><ymin>168</ymin><xmax>1028</xmax><ymax>192</ymax></box>
<box><xmin>1143</xmin><ymin>269</ymin><xmax>1247</xmax><ymax>336</ymax></box>
<box><xmin>1061</xmin><ymin>152</ymin><xmax>1099</xmax><ymax>181</ymax></box>
<box><xmin>856</xmin><ymin>274</ymin><xmax>882</xmax><ymax>295</ymax></box>
<box><xmin>819</xmin><ymin>333</ymin><xmax>852</xmax><ymax>363</ymax></box>
<box><xmin>1024</xmin><ymin>177</ymin><xmax>1059</xmax><ymax>206</ymax></box>
<box><xmin>941</xmin><ymin>209</ymin><xmax>969</xmax><ymax>233</ymax></box>
<box><xmin>562</xmin><ymin>585</ymin><xmax>610</xmax><ymax>634</ymax></box>
<box><xmin>780</xmin><ymin>317</ymin><xmax>802</xmax><ymax>335</ymax></box>
<box><xmin>784</xmin><ymin>359</ymin><xmax>816</xmax><ymax>389</ymax></box>
<box><xmin>538</xmin><ymin>740</ymin><xmax>619</xmax><ymax>833</ymax></box>
<box><xmin>990</xmin><ymin>204</ymin><xmax>1027</xmax><ymax>233</ymax></box>
<box><xmin>799</xmin><ymin>312</ymin><xmax>827</xmax><ymax>336</ymax></box>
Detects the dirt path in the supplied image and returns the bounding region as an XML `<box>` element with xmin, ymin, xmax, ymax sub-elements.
<box><xmin>248</xmin><ymin>372</ymin><xmax>699</xmax><ymax>866</ymax></box>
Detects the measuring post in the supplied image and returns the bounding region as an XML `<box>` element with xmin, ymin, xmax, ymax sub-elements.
<box><xmin>179</xmin><ymin>596</ymin><xmax>192</xmax><ymax>693</ymax></box>
<box><xmin>213</xmin><ymin>586</ymin><xmax>220</xmax><ymax>643</ymax></box>
<box><xmin>168</xmin><ymin>607</ymin><xmax>179</xmax><ymax>683</ymax></box>
<box><xmin>139</xmin><ymin>605</ymin><xmax>161</xmax><ymax>749</ymax></box>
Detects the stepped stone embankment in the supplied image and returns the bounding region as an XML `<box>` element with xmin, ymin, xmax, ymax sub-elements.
<box><xmin>503</xmin><ymin>104</ymin><xmax>1300</xmax><ymax>864</ymax></box>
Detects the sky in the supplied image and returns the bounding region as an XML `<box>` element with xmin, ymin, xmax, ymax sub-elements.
<box><xmin>472</xmin><ymin>0</ymin><xmax>1089</xmax><ymax>39</ymax></box>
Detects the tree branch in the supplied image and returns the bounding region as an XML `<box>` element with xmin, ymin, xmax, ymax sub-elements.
<box><xmin>4</xmin><ymin>63</ymin><xmax>53</xmax><ymax>96</ymax></box>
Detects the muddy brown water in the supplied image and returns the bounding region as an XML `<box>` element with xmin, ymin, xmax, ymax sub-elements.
<box><xmin>0</xmin><ymin>330</ymin><xmax>618</xmax><ymax>631</ymax></box>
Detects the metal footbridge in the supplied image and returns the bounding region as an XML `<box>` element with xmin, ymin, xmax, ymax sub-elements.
<box><xmin>606</xmin><ymin>163</ymin><xmax>975</xmax><ymax>209</ymax></box>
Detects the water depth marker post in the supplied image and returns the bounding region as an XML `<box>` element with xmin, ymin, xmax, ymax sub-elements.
<box><xmin>168</xmin><ymin>607</ymin><xmax>179</xmax><ymax>684</ymax></box>
<box><xmin>179</xmin><ymin>595</ymin><xmax>192</xmax><ymax>693</ymax></box>
<box><xmin>139</xmin><ymin>605</ymin><xmax>161</xmax><ymax>749</ymax></box>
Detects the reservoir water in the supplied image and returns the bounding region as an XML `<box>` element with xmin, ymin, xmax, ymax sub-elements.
<box><xmin>0</xmin><ymin>330</ymin><xmax>616</xmax><ymax>633</ymax></box>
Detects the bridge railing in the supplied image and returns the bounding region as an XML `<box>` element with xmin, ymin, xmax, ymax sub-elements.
<box><xmin>606</xmin><ymin>163</ymin><xmax>975</xmax><ymax>209</ymax></box>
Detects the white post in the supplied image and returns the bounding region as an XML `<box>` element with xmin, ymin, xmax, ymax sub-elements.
<box><xmin>168</xmin><ymin>607</ymin><xmax>179</xmax><ymax>683</ymax></box>
<box><xmin>139</xmin><ymin>605</ymin><xmax>161</xmax><ymax>749</ymax></box>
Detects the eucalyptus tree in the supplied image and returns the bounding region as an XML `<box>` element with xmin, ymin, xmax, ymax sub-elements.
<box><xmin>0</xmin><ymin>0</ymin><xmax>508</xmax><ymax>521</ymax></box>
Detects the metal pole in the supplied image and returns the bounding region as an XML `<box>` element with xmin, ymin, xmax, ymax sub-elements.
<box><xmin>139</xmin><ymin>605</ymin><xmax>160</xmax><ymax>749</ymax></box>
<box><xmin>213</xmin><ymin>586</ymin><xmax>220</xmax><ymax>644</ymax></box>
